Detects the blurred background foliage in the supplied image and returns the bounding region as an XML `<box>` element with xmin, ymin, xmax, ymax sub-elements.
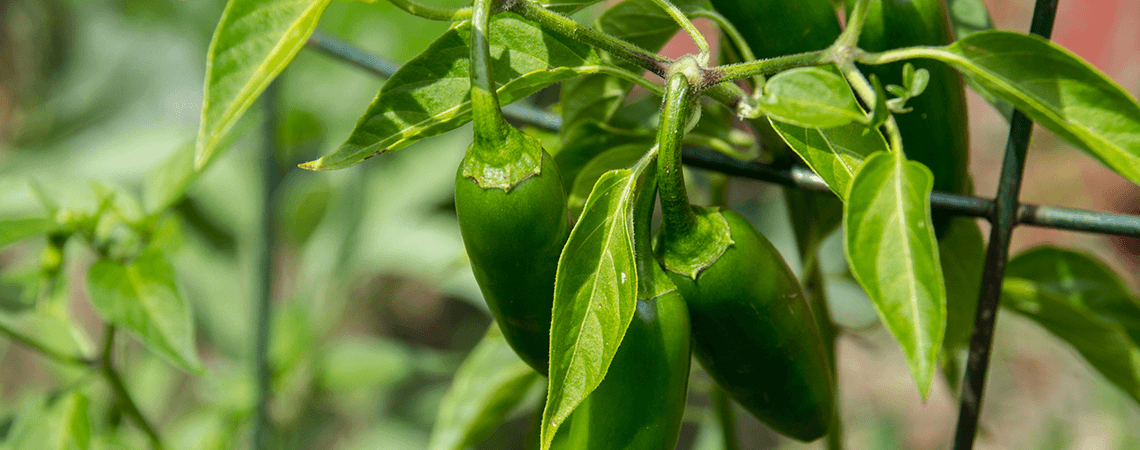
<box><xmin>0</xmin><ymin>0</ymin><xmax>1137</xmax><ymax>448</ymax></box>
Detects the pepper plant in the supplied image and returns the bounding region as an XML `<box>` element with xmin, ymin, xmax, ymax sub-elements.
<box><xmin>2</xmin><ymin>0</ymin><xmax>1140</xmax><ymax>448</ymax></box>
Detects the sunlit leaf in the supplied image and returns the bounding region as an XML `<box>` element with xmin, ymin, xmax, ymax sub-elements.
<box><xmin>944</xmin><ymin>0</ymin><xmax>1012</xmax><ymax>119</ymax></box>
<box><xmin>762</xmin><ymin>67</ymin><xmax>865</xmax><ymax>129</ymax></box>
<box><xmin>770</xmin><ymin>120</ymin><xmax>888</xmax><ymax>200</ymax></box>
<box><xmin>86</xmin><ymin>248</ymin><xmax>203</xmax><ymax>373</ymax></box>
<box><xmin>428</xmin><ymin>325</ymin><xmax>540</xmax><ymax>450</ymax></box>
<box><xmin>541</xmin><ymin>161</ymin><xmax>648</xmax><ymax>449</ymax></box>
<box><xmin>197</xmin><ymin>0</ymin><xmax>331</xmax><ymax>167</ymax></box>
<box><xmin>926</xmin><ymin>31</ymin><xmax>1140</xmax><ymax>185</ymax></box>
<box><xmin>844</xmin><ymin>150</ymin><xmax>945</xmax><ymax>398</ymax></box>
<box><xmin>303</xmin><ymin>14</ymin><xmax>600</xmax><ymax>171</ymax></box>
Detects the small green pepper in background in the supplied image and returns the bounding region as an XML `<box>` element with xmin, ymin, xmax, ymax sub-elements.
<box><xmin>653</xmin><ymin>74</ymin><xmax>835</xmax><ymax>442</ymax></box>
<box><xmin>849</xmin><ymin>0</ymin><xmax>971</xmax><ymax>235</ymax></box>
<box><xmin>454</xmin><ymin>0</ymin><xmax>570</xmax><ymax>375</ymax></box>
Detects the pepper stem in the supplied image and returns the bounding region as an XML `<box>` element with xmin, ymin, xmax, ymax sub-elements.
<box><xmin>657</xmin><ymin>73</ymin><xmax>698</xmax><ymax>238</ymax></box>
<box><xmin>470</xmin><ymin>0</ymin><xmax>508</xmax><ymax>145</ymax></box>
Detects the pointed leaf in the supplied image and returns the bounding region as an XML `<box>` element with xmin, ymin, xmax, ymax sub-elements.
<box><xmin>770</xmin><ymin>120</ymin><xmax>888</xmax><ymax>200</ymax></box>
<box><xmin>761</xmin><ymin>67</ymin><xmax>866</xmax><ymax>129</ymax></box>
<box><xmin>303</xmin><ymin>14</ymin><xmax>600</xmax><ymax>171</ymax></box>
<box><xmin>844</xmin><ymin>151</ymin><xmax>946</xmax><ymax>397</ymax></box>
<box><xmin>197</xmin><ymin>0</ymin><xmax>332</xmax><ymax>167</ymax></box>
<box><xmin>568</xmin><ymin>144</ymin><xmax>646</xmax><ymax>218</ymax></box>
<box><xmin>1003</xmin><ymin>279</ymin><xmax>1140</xmax><ymax>405</ymax></box>
<box><xmin>928</xmin><ymin>31</ymin><xmax>1140</xmax><ymax>185</ymax></box>
<box><xmin>428</xmin><ymin>325</ymin><xmax>540</xmax><ymax>450</ymax></box>
<box><xmin>1006</xmin><ymin>246</ymin><xmax>1140</xmax><ymax>344</ymax></box>
<box><xmin>541</xmin><ymin>163</ymin><xmax>646</xmax><ymax>449</ymax></box>
<box><xmin>86</xmin><ymin>248</ymin><xmax>203</xmax><ymax>373</ymax></box>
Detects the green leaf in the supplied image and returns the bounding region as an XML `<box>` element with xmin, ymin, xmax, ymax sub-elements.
<box><xmin>943</xmin><ymin>0</ymin><xmax>1013</xmax><ymax>119</ymax></box>
<box><xmin>930</xmin><ymin>31</ymin><xmax>1140</xmax><ymax>185</ymax></box>
<box><xmin>761</xmin><ymin>67</ymin><xmax>866</xmax><ymax>129</ymax></box>
<box><xmin>769</xmin><ymin>120</ymin><xmax>888</xmax><ymax>200</ymax></box>
<box><xmin>939</xmin><ymin>217</ymin><xmax>985</xmax><ymax>353</ymax></box>
<box><xmin>86</xmin><ymin>248</ymin><xmax>203</xmax><ymax>373</ymax></box>
<box><xmin>844</xmin><ymin>150</ymin><xmax>946</xmax><ymax>398</ymax></box>
<box><xmin>541</xmin><ymin>161</ymin><xmax>647</xmax><ymax>449</ymax></box>
<box><xmin>0</xmin><ymin>218</ymin><xmax>53</xmax><ymax>249</ymax></box>
<box><xmin>303</xmin><ymin>14</ymin><xmax>600</xmax><ymax>171</ymax></box>
<box><xmin>568</xmin><ymin>144</ymin><xmax>647</xmax><ymax>218</ymax></box>
<box><xmin>3</xmin><ymin>392</ymin><xmax>90</xmax><ymax>450</ymax></box>
<box><xmin>428</xmin><ymin>325</ymin><xmax>540</xmax><ymax>450</ymax></box>
<box><xmin>0</xmin><ymin>301</ymin><xmax>93</xmax><ymax>364</ymax></box>
<box><xmin>197</xmin><ymin>0</ymin><xmax>332</xmax><ymax>167</ymax></box>
<box><xmin>1003</xmin><ymin>278</ymin><xmax>1140</xmax><ymax>405</ymax></box>
<box><xmin>554</xmin><ymin>121</ymin><xmax>654</xmax><ymax>191</ymax></box>
<box><xmin>1006</xmin><ymin>246</ymin><xmax>1140</xmax><ymax>344</ymax></box>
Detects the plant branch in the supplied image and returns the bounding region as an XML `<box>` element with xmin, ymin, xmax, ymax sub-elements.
<box><xmin>101</xmin><ymin>326</ymin><xmax>165</xmax><ymax>450</ymax></box>
<box><xmin>657</xmin><ymin>74</ymin><xmax>698</xmax><ymax>237</ymax></box>
<box><xmin>713</xmin><ymin>50</ymin><xmax>832</xmax><ymax>85</ymax></box>
<box><xmin>0</xmin><ymin>322</ymin><xmax>93</xmax><ymax>367</ymax></box>
<box><xmin>695</xmin><ymin>10</ymin><xmax>763</xmax><ymax>88</ymax></box>
<box><xmin>647</xmin><ymin>0</ymin><xmax>710</xmax><ymax>59</ymax></box>
<box><xmin>386</xmin><ymin>0</ymin><xmax>472</xmax><ymax>21</ymax></box>
<box><xmin>471</xmin><ymin>0</ymin><xmax>508</xmax><ymax>144</ymax></box>
<box><xmin>508</xmin><ymin>0</ymin><xmax>672</xmax><ymax>76</ymax></box>
<box><xmin>856</xmin><ymin>46</ymin><xmax>955</xmax><ymax>66</ymax></box>
<box><xmin>300</xmin><ymin>31</ymin><xmax>1140</xmax><ymax>239</ymax></box>
<box><xmin>836</xmin><ymin>0</ymin><xmax>872</xmax><ymax>48</ymax></box>
<box><xmin>835</xmin><ymin>61</ymin><xmax>905</xmax><ymax>152</ymax></box>
<box><xmin>711</xmin><ymin>386</ymin><xmax>739</xmax><ymax>450</ymax></box>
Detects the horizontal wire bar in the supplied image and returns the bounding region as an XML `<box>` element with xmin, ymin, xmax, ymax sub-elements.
<box><xmin>304</xmin><ymin>30</ymin><xmax>1140</xmax><ymax>239</ymax></box>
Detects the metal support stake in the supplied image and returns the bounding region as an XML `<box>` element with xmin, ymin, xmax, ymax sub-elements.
<box><xmin>253</xmin><ymin>80</ymin><xmax>282</xmax><ymax>450</ymax></box>
<box><xmin>953</xmin><ymin>1</ymin><xmax>1059</xmax><ymax>448</ymax></box>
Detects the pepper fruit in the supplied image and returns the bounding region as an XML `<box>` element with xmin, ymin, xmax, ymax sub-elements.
<box><xmin>558</xmin><ymin>156</ymin><xmax>691</xmax><ymax>450</ymax></box>
<box><xmin>848</xmin><ymin>0</ymin><xmax>971</xmax><ymax>235</ymax></box>
<box><xmin>654</xmin><ymin>74</ymin><xmax>835</xmax><ymax>442</ymax></box>
<box><xmin>454</xmin><ymin>0</ymin><xmax>570</xmax><ymax>375</ymax></box>
<box><xmin>710</xmin><ymin>0</ymin><xmax>841</xmax><ymax>60</ymax></box>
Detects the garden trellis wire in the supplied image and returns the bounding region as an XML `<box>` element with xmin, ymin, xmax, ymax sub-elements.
<box><xmin>299</xmin><ymin>1</ymin><xmax>1136</xmax><ymax>447</ymax></box>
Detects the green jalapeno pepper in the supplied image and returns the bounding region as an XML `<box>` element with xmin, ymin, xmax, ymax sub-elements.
<box><xmin>454</xmin><ymin>0</ymin><xmax>570</xmax><ymax>375</ymax></box>
<box><xmin>654</xmin><ymin>74</ymin><xmax>835</xmax><ymax>442</ymax></box>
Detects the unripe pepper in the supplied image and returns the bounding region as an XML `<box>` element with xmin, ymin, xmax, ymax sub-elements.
<box><xmin>654</xmin><ymin>74</ymin><xmax>835</xmax><ymax>441</ymax></box>
<box><xmin>454</xmin><ymin>0</ymin><xmax>570</xmax><ymax>375</ymax></box>
<box><xmin>710</xmin><ymin>0</ymin><xmax>841</xmax><ymax>60</ymax></box>
<box><xmin>560</xmin><ymin>159</ymin><xmax>691</xmax><ymax>450</ymax></box>
<box><xmin>848</xmin><ymin>0</ymin><xmax>971</xmax><ymax>234</ymax></box>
